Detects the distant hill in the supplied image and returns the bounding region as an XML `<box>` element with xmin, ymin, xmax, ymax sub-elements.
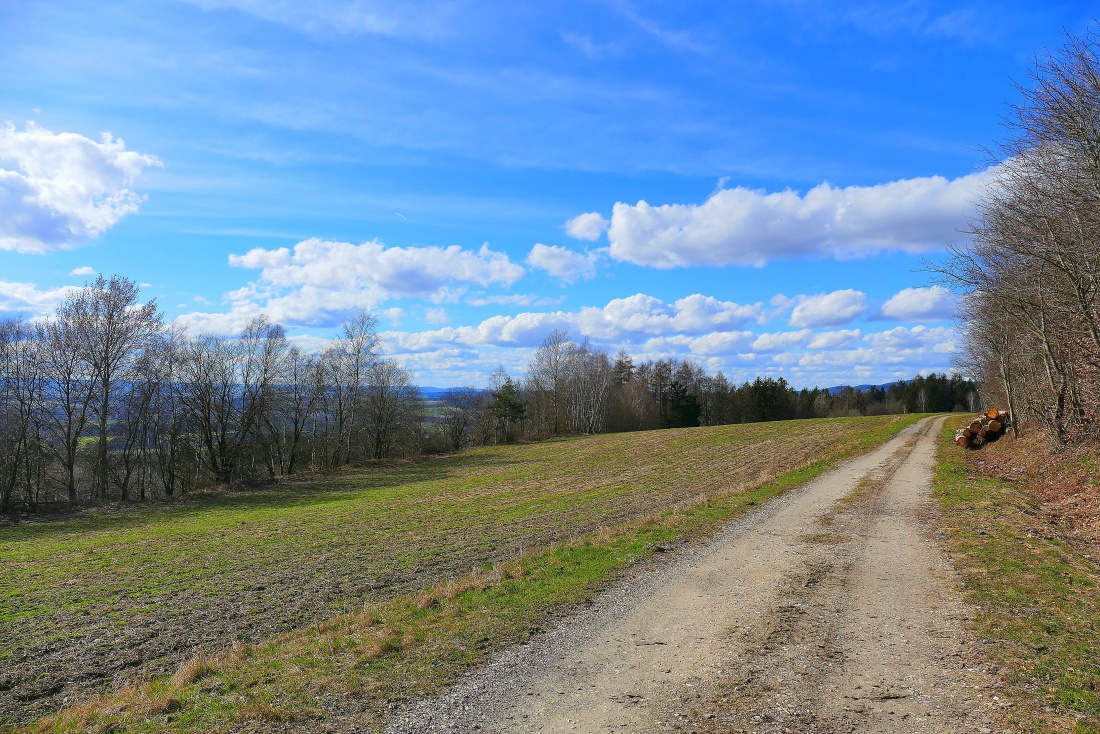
<box><xmin>419</xmin><ymin>386</ymin><xmax>469</xmax><ymax>399</ymax></box>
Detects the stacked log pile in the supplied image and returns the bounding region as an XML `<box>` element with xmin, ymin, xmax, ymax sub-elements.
<box><xmin>954</xmin><ymin>408</ymin><xmax>1010</xmax><ymax>448</ymax></box>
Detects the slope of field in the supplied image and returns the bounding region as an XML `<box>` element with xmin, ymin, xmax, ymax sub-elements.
<box><xmin>1</xmin><ymin>415</ymin><xmax>917</xmax><ymax>729</ymax></box>
<box><xmin>933</xmin><ymin>420</ymin><xmax>1100</xmax><ymax>732</ymax></box>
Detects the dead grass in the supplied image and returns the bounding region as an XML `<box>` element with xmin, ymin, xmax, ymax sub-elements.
<box><xmin>968</xmin><ymin>430</ymin><xmax>1100</xmax><ymax>556</ymax></box>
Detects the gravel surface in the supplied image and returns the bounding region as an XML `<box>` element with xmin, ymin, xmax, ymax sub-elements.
<box><xmin>384</xmin><ymin>417</ymin><xmax>1008</xmax><ymax>733</ymax></box>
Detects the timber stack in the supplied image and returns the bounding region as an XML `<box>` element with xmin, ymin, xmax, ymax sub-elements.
<box><xmin>954</xmin><ymin>408</ymin><xmax>1010</xmax><ymax>448</ymax></box>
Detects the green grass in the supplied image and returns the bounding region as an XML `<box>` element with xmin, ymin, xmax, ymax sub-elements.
<box><xmin>3</xmin><ymin>414</ymin><xmax>922</xmax><ymax>732</ymax></box>
<box><xmin>932</xmin><ymin>420</ymin><xmax>1100</xmax><ymax>733</ymax></box>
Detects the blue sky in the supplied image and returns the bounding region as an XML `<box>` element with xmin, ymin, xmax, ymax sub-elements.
<box><xmin>0</xmin><ymin>1</ymin><xmax>1093</xmax><ymax>388</ymax></box>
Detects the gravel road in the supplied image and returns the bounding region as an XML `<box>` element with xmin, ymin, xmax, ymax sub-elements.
<box><xmin>386</xmin><ymin>417</ymin><xmax>1008</xmax><ymax>733</ymax></box>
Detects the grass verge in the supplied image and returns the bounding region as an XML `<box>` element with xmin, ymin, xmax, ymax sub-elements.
<box><xmin>933</xmin><ymin>420</ymin><xmax>1100</xmax><ymax>733</ymax></box>
<box><xmin>12</xmin><ymin>415</ymin><xmax>923</xmax><ymax>734</ymax></box>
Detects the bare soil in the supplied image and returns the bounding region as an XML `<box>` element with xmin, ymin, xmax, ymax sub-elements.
<box><xmin>388</xmin><ymin>417</ymin><xmax>1010</xmax><ymax>733</ymax></box>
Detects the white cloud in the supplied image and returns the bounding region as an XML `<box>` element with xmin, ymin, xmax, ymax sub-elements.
<box><xmin>0</xmin><ymin>123</ymin><xmax>161</xmax><ymax>253</ymax></box>
<box><xmin>0</xmin><ymin>279</ymin><xmax>79</xmax><ymax>317</ymax></box>
<box><xmin>466</xmin><ymin>293</ymin><xmax>565</xmax><ymax>308</ymax></box>
<box><xmin>564</xmin><ymin>211</ymin><xmax>609</xmax><ymax>241</ymax></box>
<box><xmin>789</xmin><ymin>289</ymin><xmax>869</xmax><ymax>328</ymax></box>
<box><xmin>605</xmin><ymin>171</ymin><xmax>987</xmax><ymax>269</ymax></box>
<box><xmin>807</xmin><ymin>329</ymin><xmax>862</xmax><ymax>349</ymax></box>
<box><xmin>863</xmin><ymin>325</ymin><xmax>955</xmax><ymax>352</ymax></box>
<box><xmin>70</xmin><ymin>266</ymin><xmax>96</xmax><ymax>276</ymax></box>
<box><xmin>380</xmin><ymin>292</ymin><xmax>764</xmax><ymax>352</ymax></box>
<box><xmin>752</xmin><ymin>330</ymin><xmax>812</xmax><ymax>352</ymax></box>
<box><xmin>880</xmin><ymin>285</ymin><xmax>955</xmax><ymax>321</ymax></box>
<box><xmin>180</xmin><ymin>238</ymin><xmax>525</xmax><ymax>333</ymax></box>
<box><xmin>380</xmin><ymin>307</ymin><xmax>404</xmax><ymax>325</ymax></box>
<box><xmin>578</xmin><ymin>293</ymin><xmax>763</xmax><ymax>339</ymax></box>
<box><xmin>425</xmin><ymin>307</ymin><xmax>450</xmax><ymax>324</ymax></box>
<box><xmin>688</xmin><ymin>330</ymin><xmax>754</xmax><ymax>356</ymax></box>
<box><xmin>526</xmin><ymin>243</ymin><xmax>601</xmax><ymax>283</ymax></box>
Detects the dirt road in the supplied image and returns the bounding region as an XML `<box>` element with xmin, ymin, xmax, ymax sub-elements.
<box><xmin>388</xmin><ymin>417</ymin><xmax>1007</xmax><ymax>733</ymax></box>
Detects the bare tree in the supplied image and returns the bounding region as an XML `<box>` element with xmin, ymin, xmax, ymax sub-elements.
<box><xmin>363</xmin><ymin>358</ymin><xmax>420</xmax><ymax>459</ymax></box>
<box><xmin>40</xmin><ymin>308</ymin><xmax>97</xmax><ymax>501</ymax></box>
<box><xmin>524</xmin><ymin>329</ymin><xmax>571</xmax><ymax>436</ymax></box>
<box><xmin>440</xmin><ymin>387</ymin><xmax>483</xmax><ymax>451</ymax></box>
<box><xmin>0</xmin><ymin>318</ymin><xmax>42</xmax><ymax>510</ymax></box>
<box><xmin>940</xmin><ymin>28</ymin><xmax>1100</xmax><ymax>441</ymax></box>
<box><xmin>261</xmin><ymin>345</ymin><xmax>321</xmax><ymax>476</ymax></box>
<box><xmin>63</xmin><ymin>275</ymin><xmax>162</xmax><ymax>499</ymax></box>
<box><xmin>324</xmin><ymin>311</ymin><xmax>380</xmax><ymax>465</ymax></box>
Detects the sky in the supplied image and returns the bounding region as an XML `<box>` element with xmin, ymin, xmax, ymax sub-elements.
<box><xmin>0</xmin><ymin>1</ymin><xmax>1094</xmax><ymax>389</ymax></box>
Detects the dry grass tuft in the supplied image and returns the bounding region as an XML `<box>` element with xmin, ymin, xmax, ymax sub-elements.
<box><xmin>168</xmin><ymin>655</ymin><xmax>216</xmax><ymax>688</ymax></box>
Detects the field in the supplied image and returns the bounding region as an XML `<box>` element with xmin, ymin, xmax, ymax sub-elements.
<box><xmin>933</xmin><ymin>420</ymin><xmax>1100</xmax><ymax>733</ymax></box>
<box><xmin>2</xmin><ymin>415</ymin><xmax>918</xmax><ymax>732</ymax></box>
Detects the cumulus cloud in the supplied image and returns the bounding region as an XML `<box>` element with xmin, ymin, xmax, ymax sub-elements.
<box><xmin>70</xmin><ymin>266</ymin><xmax>96</xmax><ymax>276</ymax></box>
<box><xmin>0</xmin><ymin>279</ymin><xmax>79</xmax><ymax>317</ymax></box>
<box><xmin>383</xmin><ymin>303</ymin><xmax>959</xmax><ymax>390</ymax></box>
<box><xmin>752</xmin><ymin>330</ymin><xmax>811</xmax><ymax>352</ymax></box>
<box><xmin>807</xmin><ymin>329</ymin><xmax>862</xmax><ymax>350</ymax></box>
<box><xmin>564</xmin><ymin>211</ymin><xmax>609</xmax><ymax>241</ymax></box>
<box><xmin>789</xmin><ymin>289</ymin><xmax>869</xmax><ymax>328</ymax></box>
<box><xmin>179</xmin><ymin>238</ymin><xmax>525</xmax><ymax>333</ymax></box>
<box><xmin>0</xmin><ymin>123</ymin><xmax>161</xmax><ymax>253</ymax></box>
<box><xmin>880</xmin><ymin>285</ymin><xmax>955</xmax><ymax>321</ymax></box>
<box><xmin>864</xmin><ymin>325</ymin><xmax>955</xmax><ymax>352</ymax></box>
<box><xmin>425</xmin><ymin>307</ymin><xmax>450</xmax><ymax>324</ymax></box>
<box><xmin>688</xmin><ymin>330</ymin><xmax>755</xmax><ymax>356</ymax></box>
<box><xmin>526</xmin><ymin>243</ymin><xmax>601</xmax><ymax>283</ymax></box>
<box><xmin>605</xmin><ymin>171</ymin><xmax>987</xmax><ymax>269</ymax></box>
<box><xmin>379</xmin><ymin>292</ymin><xmax>764</xmax><ymax>353</ymax></box>
<box><xmin>380</xmin><ymin>307</ymin><xmax>404</xmax><ymax>325</ymax></box>
<box><xmin>580</xmin><ymin>294</ymin><xmax>763</xmax><ymax>339</ymax></box>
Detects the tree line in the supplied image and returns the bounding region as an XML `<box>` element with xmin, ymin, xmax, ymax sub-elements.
<box><xmin>942</xmin><ymin>29</ymin><xmax>1100</xmax><ymax>444</ymax></box>
<box><xmin>0</xmin><ymin>276</ymin><xmax>424</xmax><ymax>510</ymax></box>
<box><xmin>1</xmin><ymin>279</ymin><xmax>975</xmax><ymax>510</ymax></box>
<box><xmin>464</xmin><ymin>329</ymin><xmax>976</xmax><ymax>445</ymax></box>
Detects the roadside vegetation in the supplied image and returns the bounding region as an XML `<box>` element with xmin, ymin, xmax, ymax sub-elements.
<box><xmin>934</xmin><ymin>419</ymin><xmax>1100</xmax><ymax>733</ymax></box>
<box><xmin>940</xmin><ymin>29</ymin><xmax>1100</xmax><ymax>444</ymax></box>
<box><xmin>2</xmin><ymin>414</ymin><xmax>919</xmax><ymax>731</ymax></box>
